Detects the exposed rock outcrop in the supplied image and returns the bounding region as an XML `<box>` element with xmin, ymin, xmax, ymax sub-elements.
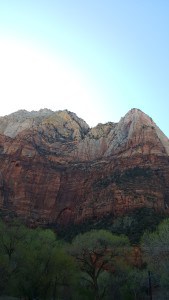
<box><xmin>0</xmin><ymin>108</ymin><xmax>168</xmax><ymax>225</ymax></box>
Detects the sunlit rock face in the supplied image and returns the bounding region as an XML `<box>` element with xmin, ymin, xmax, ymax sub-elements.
<box><xmin>0</xmin><ymin>108</ymin><xmax>169</xmax><ymax>225</ymax></box>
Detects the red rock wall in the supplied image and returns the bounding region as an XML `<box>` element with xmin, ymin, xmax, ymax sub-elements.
<box><xmin>0</xmin><ymin>149</ymin><xmax>169</xmax><ymax>225</ymax></box>
<box><xmin>0</xmin><ymin>109</ymin><xmax>169</xmax><ymax>226</ymax></box>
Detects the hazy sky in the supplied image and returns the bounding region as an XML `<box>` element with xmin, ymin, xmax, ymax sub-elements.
<box><xmin>0</xmin><ymin>1</ymin><xmax>169</xmax><ymax>136</ymax></box>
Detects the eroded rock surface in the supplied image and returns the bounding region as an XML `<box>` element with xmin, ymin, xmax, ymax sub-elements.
<box><xmin>0</xmin><ymin>108</ymin><xmax>169</xmax><ymax>225</ymax></box>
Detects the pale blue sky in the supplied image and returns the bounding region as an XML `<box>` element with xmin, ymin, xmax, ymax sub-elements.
<box><xmin>0</xmin><ymin>0</ymin><xmax>169</xmax><ymax>136</ymax></box>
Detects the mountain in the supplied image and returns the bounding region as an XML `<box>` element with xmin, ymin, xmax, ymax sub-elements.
<box><xmin>0</xmin><ymin>108</ymin><xmax>169</xmax><ymax>226</ymax></box>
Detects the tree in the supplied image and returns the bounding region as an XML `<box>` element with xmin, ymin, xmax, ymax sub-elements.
<box><xmin>11</xmin><ymin>227</ymin><xmax>77</xmax><ymax>299</ymax></box>
<box><xmin>0</xmin><ymin>219</ymin><xmax>28</xmax><ymax>295</ymax></box>
<box><xmin>71</xmin><ymin>229</ymin><xmax>130</xmax><ymax>300</ymax></box>
<box><xmin>141</xmin><ymin>218</ymin><xmax>169</xmax><ymax>298</ymax></box>
<box><xmin>0</xmin><ymin>219</ymin><xmax>27</xmax><ymax>262</ymax></box>
<box><xmin>0</xmin><ymin>220</ymin><xmax>77</xmax><ymax>299</ymax></box>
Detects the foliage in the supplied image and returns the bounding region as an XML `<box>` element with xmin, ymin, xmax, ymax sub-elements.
<box><xmin>110</xmin><ymin>207</ymin><xmax>164</xmax><ymax>243</ymax></box>
<box><xmin>141</xmin><ymin>218</ymin><xmax>169</xmax><ymax>298</ymax></box>
<box><xmin>1</xmin><ymin>215</ymin><xmax>169</xmax><ymax>299</ymax></box>
<box><xmin>71</xmin><ymin>230</ymin><xmax>130</xmax><ymax>300</ymax></box>
<box><xmin>0</xmin><ymin>219</ymin><xmax>77</xmax><ymax>299</ymax></box>
<box><xmin>58</xmin><ymin>207</ymin><xmax>164</xmax><ymax>244</ymax></box>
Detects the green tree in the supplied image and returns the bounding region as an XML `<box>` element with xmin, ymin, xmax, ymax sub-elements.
<box><xmin>11</xmin><ymin>227</ymin><xmax>77</xmax><ymax>299</ymax></box>
<box><xmin>0</xmin><ymin>219</ymin><xmax>28</xmax><ymax>295</ymax></box>
<box><xmin>141</xmin><ymin>218</ymin><xmax>169</xmax><ymax>298</ymax></box>
<box><xmin>0</xmin><ymin>219</ymin><xmax>78</xmax><ymax>299</ymax></box>
<box><xmin>71</xmin><ymin>229</ymin><xmax>130</xmax><ymax>300</ymax></box>
<box><xmin>0</xmin><ymin>219</ymin><xmax>27</xmax><ymax>262</ymax></box>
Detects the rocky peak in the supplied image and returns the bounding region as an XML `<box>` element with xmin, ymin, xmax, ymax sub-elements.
<box><xmin>71</xmin><ymin>108</ymin><xmax>169</xmax><ymax>161</ymax></box>
<box><xmin>0</xmin><ymin>109</ymin><xmax>89</xmax><ymax>140</ymax></box>
<box><xmin>103</xmin><ymin>108</ymin><xmax>169</xmax><ymax>156</ymax></box>
<box><xmin>126</xmin><ymin>108</ymin><xmax>169</xmax><ymax>155</ymax></box>
<box><xmin>121</xmin><ymin>108</ymin><xmax>155</xmax><ymax>130</ymax></box>
<box><xmin>38</xmin><ymin>109</ymin><xmax>90</xmax><ymax>142</ymax></box>
<box><xmin>0</xmin><ymin>109</ymin><xmax>55</xmax><ymax>138</ymax></box>
<box><xmin>0</xmin><ymin>107</ymin><xmax>168</xmax><ymax>161</ymax></box>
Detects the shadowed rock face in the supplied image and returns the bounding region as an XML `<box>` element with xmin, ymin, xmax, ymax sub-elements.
<box><xmin>0</xmin><ymin>108</ymin><xmax>169</xmax><ymax>225</ymax></box>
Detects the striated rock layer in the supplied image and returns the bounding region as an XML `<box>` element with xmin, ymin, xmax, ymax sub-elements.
<box><xmin>0</xmin><ymin>108</ymin><xmax>169</xmax><ymax>225</ymax></box>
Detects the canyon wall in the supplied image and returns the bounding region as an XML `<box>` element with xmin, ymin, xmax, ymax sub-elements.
<box><xmin>0</xmin><ymin>108</ymin><xmax>169</xmax><ymax>225</ymax></box>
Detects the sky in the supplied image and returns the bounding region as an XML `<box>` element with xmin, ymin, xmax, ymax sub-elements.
<box><xmin>0</xmin><ymin>1</ymin><xmax>169</xmax><ymax>136</ymax></box>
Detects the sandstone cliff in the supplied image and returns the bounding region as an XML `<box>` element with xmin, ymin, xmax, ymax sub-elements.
<box><xmin>0</xmin><ymin>108</ymin><xmax>169</xmax><ymax>225</ymax></box>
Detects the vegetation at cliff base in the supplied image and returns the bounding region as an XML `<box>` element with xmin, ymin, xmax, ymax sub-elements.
<box><xmin>0</xmin><ymin>217</ymin><xmax>169</xmax><ymax>299</ymax></box>
<box><xmin>58</xmin><ymin>207</ymin><xmax>164</xmax><ymax>244</ymax></box>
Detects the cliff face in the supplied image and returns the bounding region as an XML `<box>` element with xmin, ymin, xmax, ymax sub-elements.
<box><xmin>0</xmin><ymin>108</ymin><xmax>169</xmax><ymax>225</ymax></box>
